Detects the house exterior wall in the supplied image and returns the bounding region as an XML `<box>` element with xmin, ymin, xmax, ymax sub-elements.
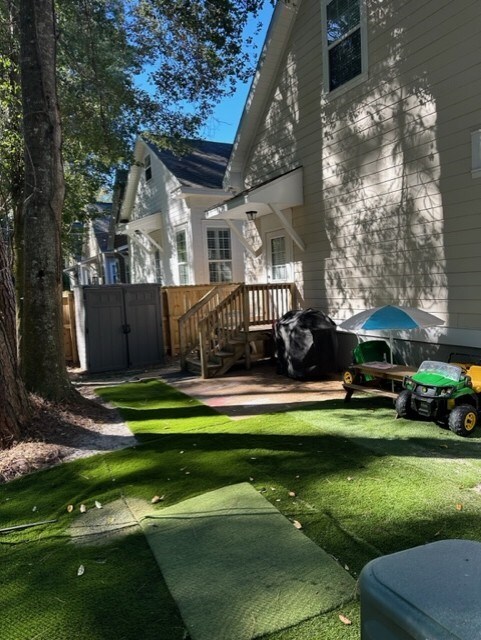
<box><xmin>128</xmin><ymin>139</ymin><xmax>245</xmax><ymax>286</ymax></box>
<box><xmin>129</xmin><ymin>144</ymin><xmax>180</xmax><ymax>285</ymax></box>
<box><xmin>240</xmin><ymin>0</ymin><xmax>481</xmax><ymax>353</ymax></box>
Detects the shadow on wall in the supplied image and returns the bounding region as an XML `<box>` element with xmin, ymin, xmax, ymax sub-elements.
<box><xmin>321</xmin><ymin>0</ymin><xmax>448</xmax><ymax>326</ymax></box>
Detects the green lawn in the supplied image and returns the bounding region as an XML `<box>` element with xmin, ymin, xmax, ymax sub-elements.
<box><xmin>2</xmin><ymin>379</ymin><xmax>481</xmax><ymax>639</ymax></box>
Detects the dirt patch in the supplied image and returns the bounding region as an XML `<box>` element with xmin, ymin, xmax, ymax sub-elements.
<box><xmin>0</xmin><ymin>389</ymin><xmax>135</xmax><ymax>484</ymax></box>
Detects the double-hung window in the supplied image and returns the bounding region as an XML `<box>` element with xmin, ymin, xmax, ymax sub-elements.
<box><xmin>176</xmin><ymin>230</ymin><xmax>190</xmax><ymax>284</ymax></box>
<box><xmin>207</xmin><ymin>228</ymin><xmax>232</xmax><ymax>283</ymax></box>
<box><xmin>267</xmin><ymin>231</ymin><xmax>291</xmax><ymax>282</ymax></box>
<box><xmin>144</xmin><ymin>154</ymin><xmax>152</xmax><ymax>182</ymax></box>
<box><xmin>322</xmin><ymin>0</ymin><xmax>367</xmax><ymax>93</ymax></box>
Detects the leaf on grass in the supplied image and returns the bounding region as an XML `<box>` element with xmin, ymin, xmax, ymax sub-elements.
<box><xmin>456</xmin><ymin>503</ymin><xmax>463</xmax><ymax>511</ymax></box>
<box><xmin>32</xmin><ymin>506</ymin><xmax>37</xmax><ymax>512</ymax></box>
<box><xmin>80</xmin><ymin>504</ymin><xmax>87</xmax><ymax>513</ymax></box>
<box><xmin>292</xmin><ymin>520</ymin><xmax>302</xmax><ymax>529</ymax></box>
<box><xmin>347</xmin><ymin>476</ymin><xmax>353</xmax><ymax>481</ymax></box>
<box><xmin>67</xmin><ymin>505</ymin><xmax>74</xmax><ymax>513</ymax></box>
<box><xmin>95</xmin><ymin>501</ymin><xmax>102</xmax><ymax>509</ymax></box>
<box><xmin>77</xmin><ymin>565</ymin><xmax>85</xmax><ymax>577</ymax></box>
<box><xmin>151</xmin><ymin>495</ymin><xmax>164</xmax><ymax>504</ymax></box>
<box><xmin>339</xmin><ymin>614</ymin><xmax>352</xmax><ymax>625</ymax></box>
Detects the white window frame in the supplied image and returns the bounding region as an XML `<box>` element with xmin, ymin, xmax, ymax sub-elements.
<box><xmin>321</xmin><ymin>0</ymin><xmax>368</xmax><ymax>98</ymax></box>
<box><xmin>144</xmin><ymin>154</ymin><xmax>152</xmax><ymax>182</ymax></box>
<box><xmin>206</xmin><ymin>227</ymin><xmax>233</xmax><ymax>283</ymax></box>
<box><xmin>472</xmin><ymin>130</ymin><xmax>481</xmax><ymax>179</ymax></box>
<box><xmin>266</xmin><ymin>231</ymin><xmax>292</xmax><ymax>283</ymax></box>
<box><xmin>175</xmin><ymin>229</ymin><xmax>190</xmax><ymax>285</ymax></box>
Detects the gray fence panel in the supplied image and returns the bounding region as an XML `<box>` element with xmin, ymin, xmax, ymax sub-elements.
<box><xmin>84</xmin><ymin>287</ymin><xmax>128</xmax><ymax>373</ymax></box>
<box><xmin>124</xmin><ymin>285</ymin><xmax>164</xmax><ymax>367</ymax></box>
<box><xmin>74</xmin><ymin>284</ymin><xmax>164</xmax><ymax>373</ymax></box>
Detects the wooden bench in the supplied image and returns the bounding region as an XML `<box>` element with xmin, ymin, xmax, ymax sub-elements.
<box><xmin>343</xmin><ymin>362</ymin><xmax>417</xmax><ymax>402</ymax></box>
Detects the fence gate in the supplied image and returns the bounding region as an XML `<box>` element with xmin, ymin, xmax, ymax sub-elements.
<box><xmin>74</xmin><ymin>284</ymin><xmax>164</xmax><ymax>373</ymax></box>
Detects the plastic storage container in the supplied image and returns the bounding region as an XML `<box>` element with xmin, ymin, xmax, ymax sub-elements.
<box><xmin>360</xmin><ymin>539</ymin><xmax>481</xmax><ymax>639</ymax></box>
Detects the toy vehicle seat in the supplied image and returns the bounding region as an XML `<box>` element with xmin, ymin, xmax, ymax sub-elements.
<box><xmin>466</xmin><ymin>365</ymin><xmax>481</xmax><ymax>393</ymax></box>
<box><xmin>352</xmin><ymin>340</ymin><xmax>403</xmax><ymax>366</ymax></box>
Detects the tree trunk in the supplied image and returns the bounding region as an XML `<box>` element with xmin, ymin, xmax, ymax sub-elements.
<box><xmin>0</xmin><ymin>232</ymin><xmax>30</xmax><ymax>448</ymax></box>
<box><xmin>18</xmin><ymin>0</ymin><xmax>71</xmax><ymax>399</ymax></box>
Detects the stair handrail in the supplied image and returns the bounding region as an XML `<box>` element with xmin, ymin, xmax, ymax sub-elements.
<box><xmin>198</xmin><ymin>284</ymin><xmax>246</xmax><ymax>377</ymax></box>
<box><xmin>178</xmin><ymin>283</ymin><xmax>237</xmax><ymax>369</ymax></box>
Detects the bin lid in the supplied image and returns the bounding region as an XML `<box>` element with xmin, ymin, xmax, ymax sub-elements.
<box><xmin>365</xmin><ymin>539</ymin><xmax>481</xmax><ymax>638</ymax></box>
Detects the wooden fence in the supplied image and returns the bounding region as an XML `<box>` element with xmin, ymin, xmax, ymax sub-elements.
<box><xmin>162</xmin><ymin>283</ymin><xmax>241</xmax><ymax>356</ymax></box>
<box><xmin>64</xmin><ymin>282</ymin><xmax>298</xmax><ymax>367</ymax></box>
<box><xmin>62</xmin><ymin>291</ymin><xmax>79</xmax><ymax>365</ymax></box>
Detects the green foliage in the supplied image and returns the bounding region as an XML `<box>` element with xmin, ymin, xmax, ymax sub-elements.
<box><xmin>2</xmin><ymin>0</ymin><xmax>268</xmax><ymax>234</ymax></box>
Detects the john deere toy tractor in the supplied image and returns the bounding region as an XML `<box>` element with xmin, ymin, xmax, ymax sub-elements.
<box><xmin>396</xmin><ymin>357</ymin><xmax>481</xmax><ymax>436</ymax></box>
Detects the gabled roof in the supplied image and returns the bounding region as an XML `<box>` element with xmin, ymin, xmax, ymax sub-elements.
<box><xmin>225</xmin><ymin>0</ymin><xmax>301</xmax><ymax>190</ymax></box>
<box><xmin>90</xmin><ymin>207</ymin><xmax>127</xmax><ymax>253</ymax></box>
<box><xmin>146</xmin><ymin>139</ymin><xmax>233</xmax><ymax>190</ymax></box>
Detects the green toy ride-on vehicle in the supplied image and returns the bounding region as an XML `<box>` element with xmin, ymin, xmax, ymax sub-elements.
<box><xmin>396</xmin><ymin>358</ymin><xmax>481</xmax><ymax>437</ymax></box>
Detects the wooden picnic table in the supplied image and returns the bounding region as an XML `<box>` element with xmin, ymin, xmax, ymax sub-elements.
<box><xmin>343</xmin><ymin>361</ymin><xmax>417</xmax><ymax>401</ymax></box>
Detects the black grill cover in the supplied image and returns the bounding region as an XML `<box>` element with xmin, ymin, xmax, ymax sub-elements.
<box><xmin>274</xmin><ymin>308</ymin><xmax>338</xmax><ymax>379</ymax></box>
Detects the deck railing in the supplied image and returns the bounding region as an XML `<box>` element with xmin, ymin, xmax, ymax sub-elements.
<box><xmin>179</xmin><ymin>282</ymin><xmax>296</xmax><ymax>377</ymax></box>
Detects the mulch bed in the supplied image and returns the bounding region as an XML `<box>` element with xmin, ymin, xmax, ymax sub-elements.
<box><xmin>0</xmin><ymin>391</ymin><xmax>119</xmax><ymax>483</ymax></box>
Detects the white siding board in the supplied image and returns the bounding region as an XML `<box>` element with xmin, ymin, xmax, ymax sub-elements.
<box><xmin>239</xmin><ymin>0</ymin><xmax>481</xmax><ymax>350</ymax></box>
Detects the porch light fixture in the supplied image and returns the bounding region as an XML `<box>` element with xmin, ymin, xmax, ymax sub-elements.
<box><xmin>245</xmin><ymin>210</ymin><xmax>257</xmax><ymax>221</ymax></box>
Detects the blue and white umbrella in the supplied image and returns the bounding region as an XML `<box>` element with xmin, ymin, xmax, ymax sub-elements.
<box><xmin>339</xmin><ymin>305</ymin><xmax>444</xmax><ymax>364</ymax></box>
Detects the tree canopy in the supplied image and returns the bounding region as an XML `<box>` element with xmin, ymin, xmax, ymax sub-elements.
<box><xmin>0</xmin><ymin>0</ymin><xmax>269</xmax><ymax>433</ymax></box>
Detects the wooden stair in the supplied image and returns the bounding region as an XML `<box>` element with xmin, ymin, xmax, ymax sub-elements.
<box><xmin>178</xmin><ymin>284</ymin><xmax>295</xmax><ymax>379</ymax></box>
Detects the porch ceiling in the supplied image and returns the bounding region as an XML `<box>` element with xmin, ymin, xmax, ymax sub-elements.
<box><xmin>205</xmin><ymin>167</ymin><xmax>303</xmax><ymax>221</ymax></box>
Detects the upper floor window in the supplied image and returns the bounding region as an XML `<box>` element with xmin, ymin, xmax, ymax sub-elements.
<box><xmin>144</xmin><ymin>154</ymin><xmax>152</xmax><ymax>182</ymax></box>
<box><xmin>322</xmin><ymin>0</ymin><xmax>367</xmax><ymax>93</ymax></box>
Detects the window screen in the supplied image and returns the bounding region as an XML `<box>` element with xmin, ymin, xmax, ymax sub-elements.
<box><xmin>325</xmin><ymin>0</ymin><xmax>363</xmax><ymax>92</ymax></box>
<box><xmin>207</xmin><ymin>229</ymin><xmax>233</xmax><ymax>283</ymax></box>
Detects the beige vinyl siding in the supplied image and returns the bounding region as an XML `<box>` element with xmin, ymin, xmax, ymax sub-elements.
<box><xmin>241</xmin><ymin>0</ymin><xmax>481</xmax><ymax>348</ymax></box>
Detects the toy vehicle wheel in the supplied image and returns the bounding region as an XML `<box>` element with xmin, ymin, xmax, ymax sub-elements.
<box><xmin>395</xmin><ymin>390</ymin><xmax>414</xmax><ymax>419</ymax></box>
<box><xmin>342</xmin><ymin>369</ymin><xmax>359</xmax><ymax>386</ymax></box>
<box><xmin>448</xmin><ymin>404</ymin><xmax>478</xmax><ymax>437</ymax></box>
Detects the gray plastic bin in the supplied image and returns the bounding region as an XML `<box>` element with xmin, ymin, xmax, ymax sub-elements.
<box><xmin>360</xmin><ymin>539</ymin><xmax>481</xmax><ymax>639</ymax></box>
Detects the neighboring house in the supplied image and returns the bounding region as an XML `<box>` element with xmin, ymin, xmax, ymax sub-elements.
<box><xmin>206</xmin><ymin>0</ymin><xmax>481</xmax><ymax>361</ymax></box>
<box><xmin>65</xmin><ymin>202</ymin><xmax>129</xmax><ymax>286</ymax></box>
<box><xmin>118</xmin><ymin>137</ymin><xmax>246</xmax><ymax>286</ymax></box>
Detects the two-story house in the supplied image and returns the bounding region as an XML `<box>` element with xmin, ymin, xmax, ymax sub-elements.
<box><xmin>206</xmin><ymin>0</ymin><xmax>481</xmax><ymax>361</ymax></box>
<box><xmin>118</xmin><ymin>137</ymin><xmax>246</xmax><ymax>286</ymax></box>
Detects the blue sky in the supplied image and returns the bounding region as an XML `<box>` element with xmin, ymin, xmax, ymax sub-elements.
<box><xmin>198</xmin><ymin>3</ymin><xmax>274</xmax><ymax>143</ymax></box>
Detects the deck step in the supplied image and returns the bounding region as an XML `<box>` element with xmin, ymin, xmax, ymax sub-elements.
<box><xmin>185</xmin><ymin>357</ymin><xmax>219</xmax><ymax>375</ymax></box>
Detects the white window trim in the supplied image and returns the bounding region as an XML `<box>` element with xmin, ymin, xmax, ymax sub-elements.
<box><xmin>321</xmin><ymin>0</ymin><xmax>368</xmax><ymax>99</ymax></box>
<box><xmin>175</xmin><ymin>228</ymin><xmax>190</xmax><ymax>285</ymax></box>
<box><xmin>144</xmin><ymin>154</ymin><xmax>152</xmax><ymax>182</ymax></box>
<box><xmin>266</xmin><ymin>230</ymin><xmax>293</xmax><ymax>283</ymax></box>
<box><xmin>206</xmin><ymin>227</ymin><xmax>233</xmax><ymax>284</ymax></box>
